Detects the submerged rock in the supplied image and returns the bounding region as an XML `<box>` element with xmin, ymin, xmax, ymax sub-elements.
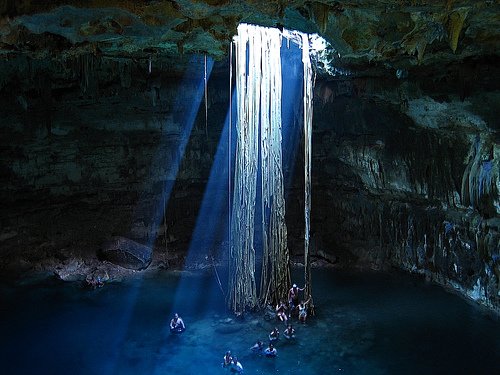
<box><xmin>100</xmin><ymin>236</ymin><xmax>152</xmax><ymax>270</ymax></box>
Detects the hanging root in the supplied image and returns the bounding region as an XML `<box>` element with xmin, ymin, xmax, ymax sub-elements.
<box><xmin>228</xmin><ymin>24</ymin><xmax>316</xmax><ymax>315</ymax></box>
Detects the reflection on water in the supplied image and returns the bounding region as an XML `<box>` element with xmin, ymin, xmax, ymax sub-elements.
<box><xmin>0</xmin><ymin>269</ymin><xmax>498</xmax><ymax>375</ymax></box>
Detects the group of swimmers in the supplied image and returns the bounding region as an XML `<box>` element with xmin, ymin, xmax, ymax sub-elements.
<box><xmin>221</xmin><ymin>332</ymin><xmax>278</xmax><ymax>373</ymax></box>
<box><xmin>277</xmin><ymin>283</ymin><xmax>312</xmax><ymax>324</ymax></box>
<box><xmin>170</xmin><ymin>283</ymin><xmax>313</xmax><ymax>373</ymax></box>
<box><xmin>222</xmin><ymin>351</ymin><xmax>244</xmax><ymax>373</ymax></box>
<box><xmin>221</xmin><ymin>283</ymin><xmax>313</xmax><ymax>373</ymax></box>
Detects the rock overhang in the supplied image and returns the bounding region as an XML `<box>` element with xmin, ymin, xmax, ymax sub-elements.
<box><xmin>0</xmin><ymin>0</ymin><xmax>498</xmax><ymax>78</ymax></box>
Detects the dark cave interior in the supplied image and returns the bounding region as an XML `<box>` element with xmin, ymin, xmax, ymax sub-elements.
<box><xmin>1</xmin><ymin>2</ymin><xmax>500</xmax><ymax>374</ymax></box>
<box><xmin>0</xmin><ymin>1</ymin><xmax>499</xmax><ymax>314</ymax></box>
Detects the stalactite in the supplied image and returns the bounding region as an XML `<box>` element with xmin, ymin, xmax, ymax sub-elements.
<box><xmin>461</xmin><ymin>136</ymin><xmax>498</xmax><ymax>211</ymax></box>
<box><xmin>447</xmin><ymin>8</ymin><xmax>469</xmax><ymax>53</ymax></box>
<box><xmin>312</xmin><ymin>3</ymin><xmax>329</xmax><ymax>34</ymax></box>
<box><xmin>119</xmin><ymin>59</ymin><xmax>132</xmax><ymax>88</ymax></box>
<box><xmin>78</xmin><ymin>53</ymin><xmax>99</xmax><ymax>98</ymax></box>
<box><xmin>401</xmin><ymin>13</ymin><xmax>445</xmax><ymax>64</ymax></box>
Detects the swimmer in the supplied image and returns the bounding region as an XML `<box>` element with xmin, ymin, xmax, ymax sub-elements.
<box><xmin>250</xmin><ymin>340</ymin><xmax>264</xmax><ymax>353</ymax></box>
<box><xmin>283</xmin><ymin>324</ymin><xmax>295</xmax><ymax>339</ymax></box>
<box><xmin>298</xmin><ymin>296</ymin><xmax>312</xmax><ymax>323</ymax></box>
<box><xmin>269</xmin><ymin>327</ymin><xmax>279</xmax><ymax>343</ymax></box>
<box><xmin>169</xmin><ymin>313</ymin><xmax>185</xmax><ymax>333</ymax></box>
<box><xmin>275</xmin><ymin>300</ymin><xmax>288</xmax><ymax>322</ymax></box>
<box><xmin>222</xmin><ymin>351</ymin><xmax>232</xmax><ymax>368</ymax></box>
<box><xmin>264</xmin><ymin>343</ymin><xmax>277</xmax><ymax>357</ymax></box>
<box><xmin>288</xmin><ymin>283</ymin><xmax>305</xmax><ymax>316</ymax></box>
<box><xmin>230</xmin><ymin>356</ymin><xmax>243</xmax><ymax>373</ymax></box>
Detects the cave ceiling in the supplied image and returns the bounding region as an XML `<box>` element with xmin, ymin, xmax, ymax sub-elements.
<box><xmin>0</xmin><ymin>0</ymin><xmax>499</xmax><ymax>76</ymax></box>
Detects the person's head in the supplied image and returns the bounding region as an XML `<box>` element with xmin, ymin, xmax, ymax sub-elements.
<box><xmin>287</xmin><ymin>324</ymin><xmax>291</xmax><ymax>329</ymax></box>
<box><xmin>232</xmin><ymin>356</ymin><xmax>238</xmax><ymax>363</ymax></box>
<box><xmin>174</xmin><ymin>313</ymin><xmax>179</xmax><ymax>319</ymax></box>
<box><xmin>269</xmin><ymin>343</ymin><xmax>274</xmax><ymax>349</ymax></box>
<box><xmin>257</xmin><ymin>340</ymin><xmax>263</xmax><ymax>347</ymax></box>
<box><xmin>226</xmin><ymin>351</ymin><xmax>231</xmax><ymax>357</ymax></box>
<box><xmin>293</xmin><ymin>283</ymin><xmax>297</xmax><ymax>289</ymax></box>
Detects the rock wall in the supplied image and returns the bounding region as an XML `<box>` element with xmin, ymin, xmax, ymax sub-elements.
<box><xmin>0</xmin><ymin>55</ymin><xmax>227</xmax><ymax>276</ymax></box>
<box><xmin>306</xmin><ymin>61</ymin><xmax>499</xmax><ymax>312</ymax></box>
<box><xmin>0</xmin><ymin>54</ymin><xmax>498</xmax><ymax>311</ymax></box>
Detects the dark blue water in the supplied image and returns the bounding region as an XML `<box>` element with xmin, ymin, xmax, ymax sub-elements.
<box><xmin>0</xmin><ymin>270</ymin><xmax>498</xmax><ymax>375</ymax></box>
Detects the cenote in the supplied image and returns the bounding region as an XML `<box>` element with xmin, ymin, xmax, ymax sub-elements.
<box><xmin>1</xmin><ymin>269</ymin><xmax>499</xmax><ymax>375</ymax></box>
<box><xmin>1</xmin><ymin>2</ymin><xmax>499</xmax><ymax>375</ymax></box>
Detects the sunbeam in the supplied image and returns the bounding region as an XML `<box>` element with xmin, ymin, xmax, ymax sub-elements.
<box><xmin>131</xmin><ymin>55</ymin><xmax>215</xmax><ymax>249</ymax></box>
<box><xmin>169</xmin><ymin>90</ymin><xmax>237</xmax><ymax>317</ymax></box>
<box><xmin>106</xmin><ymin>55</ymin><xmax>214</xmax><ymax>374</ymax></box>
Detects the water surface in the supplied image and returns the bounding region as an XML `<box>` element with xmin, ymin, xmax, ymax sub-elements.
<box><xmin>0</xmin><ymin>269</ymin><xmax>498</xmax><ymax>374</ymax></box>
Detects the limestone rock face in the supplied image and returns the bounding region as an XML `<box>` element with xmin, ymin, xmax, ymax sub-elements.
<box><xmin>0</xmin><ymin>1</ymin><xmax>498</xmax><ymax>75</ymax></box>
<box><xmin>100</xmin><ymin>236</ymin><xmax>152</xmax><ymax>270</ymax></box>
<box><xmin>303</xmin><ymin>73</ymin><xmax>500</xmax><ymax>312</ymax></box>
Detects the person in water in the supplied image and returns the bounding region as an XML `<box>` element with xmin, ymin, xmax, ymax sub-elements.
<box><xmin>269</xmin><ymin>327</ymin><xmax>279</xmax><ymax>343</ymax></box>
<box><xmin>222</xmin><ymin>351</ymin><xmax>232</xmax><ymax>368</ymax></box>
<box><xmin>298</xmin><ymin>296</ymin><xmax>312</xmax><ymax>323</ymax></box>
<box><xmin>283</xmin><ymin>324</ymin><xmax>295</xmax><ymax>339</ymax></box>
<box><xmin>264</xmin><ymin>343</ymin><xmax>277</xmax><ymax>357</ymax></box>
<box><xmin>169</xmin><ymin>313</ymin><xmax>185</xmax><ymax>333</ymax></box>
<box><xmin>288</xmin><ymin>283</ymin><xmax>305</xmax><ymax>316</ymax></box>
<box><xmin>250</xmin><ymin>340</ymin><xmax>264</xmax><ymax>353</ymax></box>
<box><xmin>275</xmin><ymin>300</ymin><xmax>288</xmax><ymax>322</ymax></box>
<box><xmin>230</xmin><ymin>356</ymin><xmax>243</xmax><ymax>373</ymax></box>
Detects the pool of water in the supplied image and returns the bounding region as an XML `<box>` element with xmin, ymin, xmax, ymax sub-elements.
<box><xmin>0</xmin><ymin>269</ymin><xmax>498</xmax><ymax>374</ymax></box>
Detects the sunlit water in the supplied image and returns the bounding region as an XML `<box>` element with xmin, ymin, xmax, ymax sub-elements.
<box><xmin>1</xmin><ymin>269</ymin><xmax>498</xmax><ymax>375</ymax></box>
